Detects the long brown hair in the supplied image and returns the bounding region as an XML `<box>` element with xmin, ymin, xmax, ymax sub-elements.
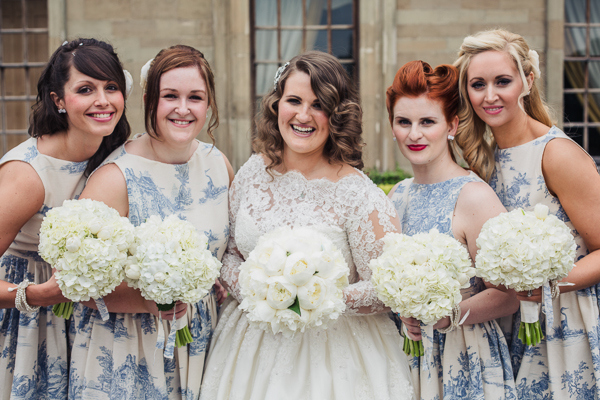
<box><xmin>253</xmin><ymin>51</ymin><xmax>364</xmax><ymax>172</ymax></box>
<box><xmin>143</xmin><ymin>45</ymin><xmax>218</xmax><ymax>143</ymax></box>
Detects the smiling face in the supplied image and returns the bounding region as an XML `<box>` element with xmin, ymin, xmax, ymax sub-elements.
<box><xmin>277</xmin><ymin>71</ymin><xmax>330</xmax><ymax>159</ymax></box>
<box><xmin>466</xmin><ymin>50</ymin><xmax>530</xmax><ymax>130</ymax></box>
<box><xmin>155</xmin><ymin>66</ymin><xmax>208</xmax><ymax>146</ymax></box>
<box><xmin>53</xmin><ymin>65</ymin><xmax>124</xmax><ymax>140</ymax></box>
<box><xmin>392</xmin><ymin>94</ymin><xmax>457</xmax><ymax>168</ymax></box>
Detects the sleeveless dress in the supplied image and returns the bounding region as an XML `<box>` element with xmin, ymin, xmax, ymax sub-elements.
<box><xmin>0</xmin><ymin>137</ymin><xmax>88</xmax><ymax>399</ymax></box>
<box><xmin>68</xmin><ymin>137</ymin><xmax>230</xmax><ymax>400</ymax></box>
<box><xmin>390</xmin><ymin>172</ymin><xmax>517</xmax><ymax>400</ymax></box>
<box><xmin>490</xmin><ymin>126</ymin><xmax>600</xmax><ymax>399</ymax></box>
<box><xmin>199</xmin><ymin>154</ymin><xmax>414</xmax><ymax>400</ymax></box>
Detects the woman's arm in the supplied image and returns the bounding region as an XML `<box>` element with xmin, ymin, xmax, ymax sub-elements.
<box><xmin>516</xmin><ymin>138</ymin><xmax>600</xmax><ymax>302</ymax></box>
<box><xmin>78</xmin><ymin>163</ymin><xmax>160</xmax><ymax>315</ymax></box>
<box><xmin>0</xmin><ymin>161</ymin><xmax>67</xmax><ymax>308</ymax></box>
<box><xmin>441</xmin><ymin>181</ymin><xmax>519</xmax><ymax>327</ymax></box>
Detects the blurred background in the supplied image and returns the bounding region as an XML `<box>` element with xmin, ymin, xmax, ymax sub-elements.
<box><xmin>0</xmin><ymin>0</ymin><xmax>597</xmax><ymax>175</ymax></box>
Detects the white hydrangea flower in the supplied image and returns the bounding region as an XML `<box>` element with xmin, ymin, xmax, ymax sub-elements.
<box><xmin>125</xmin><ymin>214</ymin><xmax>221</xmax><ymax>306</ymax></box>
<box><xmin>475</xmin><ymin>205</ymin><xmax>576</xmax><ymax>291</ymax></box>
<box><xmin>369</xmin><ymin>229</ymin><xmax>473</xmax><ymax>325</ymax></box>
<box><xmin>238</xmin><ymin>226</ymin><xmax>349</xmax><ymax>337</ymax></box>
<box><xmin>38</xmin><ymin>199</ymin><xmax>135</xmax><ymax>302</ymax></box>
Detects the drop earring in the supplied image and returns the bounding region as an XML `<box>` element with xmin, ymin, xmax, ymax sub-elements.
<box><xmin>447</xmin><ymin>135</ymin><xmax>454</xmax><ymax>141</ymax></box>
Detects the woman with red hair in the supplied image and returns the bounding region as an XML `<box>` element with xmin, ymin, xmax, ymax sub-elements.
<box><xmin>386</xmin><ymin>60</ymin><xmax>518</xmax><ymax>399</ymax></box>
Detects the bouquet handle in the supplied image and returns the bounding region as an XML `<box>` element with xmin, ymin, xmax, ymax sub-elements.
<box><xmin>95</xmin><ymin>298</ymin><xmax>110</xmax><ymax>321</ymax></box>
<box><xmin>519</xmin><ymin>300</ymin><xmax>543</xmax><ymax>346</ymax></box>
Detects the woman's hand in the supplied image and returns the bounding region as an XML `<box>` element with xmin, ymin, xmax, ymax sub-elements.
<box><xmin>145</xmin><ymin>300</ymin><xmax>188</xmax><ymax>320</ymax></box>
<box><xmin>26</xmin><ymin>274</ymin><xmax>69</xmax><ymax>307</ymax></box>
<box><xmin>516</xmin><ymin>287</ymin><xmax>543</xmax><ymax>303</ymax></box>
<box><xmin>433</xmin><ymin>316</ymin><xmax>451</xmax><ymax>331</ymax></box>
<box><xmin>400</xmin><ymin>316</ymin><xmax>422</xmax><ymax>340</ymax></box>
<box><xmin>214</xmin><ymin>279</ymin><xmax>228</xmax><ymax>305</ymax></box>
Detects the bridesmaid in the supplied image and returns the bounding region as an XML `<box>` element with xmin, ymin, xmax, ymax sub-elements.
<box><xmin>0</xmin><ymin>39</ymin><xmax>130</xmax><ymax>398</ymax></box>
<box><xmin>454</xmin><ymin>29</ymin><xmax>600</xmax><ymax>398</ymax></box>
<box><xmin>68</xmin><ymin>45</ymin><xmax>233</xmax><ymax>399</ymax></box>
<box><xmin>387</xmin><ymin>60</ymin><xmax>519</xmax><ymax>399</ymax></box>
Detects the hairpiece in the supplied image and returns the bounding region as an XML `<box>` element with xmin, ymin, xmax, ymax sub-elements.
<box><xmin>123</xmin><ymin>70</ymin><xmax>133</xmax><ymax>98</ymax></box>
<box><xmin>140</xmin><ymin>58</ymin><xmax>154</xmax><ymax>91</ymax></box>
<box><xmin>62</xmin><ymin>40</ymin><xmax>68</xmax><ymax>46</ymax></box>
<box><xmin>528</xmin><ymin>49</ymin><xmax>541</xmax><ymax>79</ymax></box>
<box><xmin>273</xmin><ymin>62</ymin><xmax>290</xmax><ymax>89</ymax></box>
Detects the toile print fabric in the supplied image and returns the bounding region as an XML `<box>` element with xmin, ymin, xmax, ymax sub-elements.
<box><xmin>390</xmin><ymin>172</ymin><xmax>518</xmax><ymax>400</ymax></box>
<box><xmin>490</xmin><ymin>126</ymin><xmax>600</xmax><ymax>399</ymax></box>
<box><xmin>68</xmin><ymin>136</ymin><xmax>230</xmax><ymax>400</ymax></box>
<box><xmin>0</xmin><ymin>138</ymin><xmax>88</xmax><ymax>399</ymax></box>
<box><xmin>200</xmin><ymin>154</ymin><xmax>414</xmax><ymax>400</ymax></box>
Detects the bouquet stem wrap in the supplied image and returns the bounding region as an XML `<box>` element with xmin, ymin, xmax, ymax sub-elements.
<box><xmin>155</xmin><ymin>304</ymin><xmax>191</xmax><ymax>359</ymax></box>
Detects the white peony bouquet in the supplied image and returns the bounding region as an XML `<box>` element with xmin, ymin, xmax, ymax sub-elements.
<box><xmin>39</xmin><ymin>199</ymin><xmax>135</xmax><ymax>319</ymax></box>
<box><xmin>370</xmin><ymin>229</ymin><xmax>474</xmax><ymax>357</ymax></box>
<box><xmin>125</xmin><ymin>214</ymin><xmax>221</xmax><ymax>355</ymax></box>
<box><xmin>238</xmin><ymin>226</ymin><xmax>349</xmax><ymax>337</ymax></box>
<box><xmin>475</xmin><ymin>204</ymin><xmax>576</xmax><ymax>346</ymax></box>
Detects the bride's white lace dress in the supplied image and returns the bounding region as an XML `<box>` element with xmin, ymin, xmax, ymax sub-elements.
<box><xmin>200</xmin><ymin>155</ymin><xmax>414</xmax><ymax>400</ymax></box>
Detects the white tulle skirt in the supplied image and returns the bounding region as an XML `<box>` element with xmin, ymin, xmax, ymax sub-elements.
<box><xmin>200</xmin><ymin>297</ymin><xmax>414</xmax><ymax>400</ymax></box>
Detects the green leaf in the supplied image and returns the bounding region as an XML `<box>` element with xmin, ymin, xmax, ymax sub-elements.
<box><xmin>288</xmin><ymin>296</ymin><xmax>301</xmax><ymax>316</ymax></box>
<box><xmin>156</xmin><ymin>302</ymin><xmax>176</xmax><ymax>312</ymax></box>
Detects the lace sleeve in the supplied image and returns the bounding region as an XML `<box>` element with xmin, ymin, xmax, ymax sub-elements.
<box><xmin>343</xmin><ymin>178</ymin><xmax>400</xmax><ymax>315</ymax></box>
<box><xmin>219</xmin><ymin>175</ymin><xmax>245</xmax><ymax>303</ymax></box>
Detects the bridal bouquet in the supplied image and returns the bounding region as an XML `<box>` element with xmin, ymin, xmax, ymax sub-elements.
<box><xmin>124</xmin><ymin>214</ymin><xmax>221</xmax><ymax>354</ymax></box>
<box><xmin>475</xmin><ymin>204</ymin><xmax>576</xmax><ymax>346</ymax></box>
<box><xmin>39</xmin><ymin>199</ymin><xmax>135</xmax><ymax>319</ymax></box>
<box><xmin>238</xmin><ymin>226</ymin><xmax>349</xmax><ymax>337</ymax></box>
<box><xmin>370</xmin><ymin>229</ymin><xmax>474</xmax><ymax>357</ymax></box>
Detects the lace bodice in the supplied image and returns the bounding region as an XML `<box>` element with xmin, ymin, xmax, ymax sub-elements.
<box><xmin>220</xmin><ymin>154</ymin><xmax>400</xmax><ymax>314</ymax></box>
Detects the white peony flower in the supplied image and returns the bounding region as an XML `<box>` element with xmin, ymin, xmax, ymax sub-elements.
<box><xmin>238</xmin><ymin>226</ymin><xmax>349</xmax><ymax>336</ymax></box>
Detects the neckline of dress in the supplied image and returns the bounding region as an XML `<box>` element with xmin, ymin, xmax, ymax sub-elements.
<box><xmin>122</xmin><ymin>133</ymin><xmax>204</xmax><ymax>166</ymax></box>
<box><xmin>255</xmin><ymin>154</ymin><xmax>365</xmax><ymax>186</ymax></box>
<box><xmin>496</xmin><ymin>125</ymin><xmax>558</xmax><ymax>152</ymax></box>
<box><xmin>410</xmin><ymin>171</ymin><xmax>476</xmax><ymax>188</ymax></box>
<box><xmin>31</xmin><ymin>137</ymin><xmax>89</xmax><ymax>166</ymax></box>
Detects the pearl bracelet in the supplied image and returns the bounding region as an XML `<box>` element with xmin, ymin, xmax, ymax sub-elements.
<box><xmin>8</xmin><ymin>279</ymin><xmax>40</xmax><ymax>313</ymax></box>
<box><xmin>437</xmin><ymin>303</ymin><xmax>461</xmax><ymax>334</ymax></box>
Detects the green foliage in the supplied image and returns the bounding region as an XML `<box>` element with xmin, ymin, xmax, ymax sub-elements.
<box><xmin>365</xmin><ymin>166</ymin><xmax>411</xmax><ymax>185</ymax></box>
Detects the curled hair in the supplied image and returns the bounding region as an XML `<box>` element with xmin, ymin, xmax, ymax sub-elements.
<box><xmin>453</xmin><ymin>29</ymin><xmax>553</xmax><ymax>181</ymax></box>
<box><xmin>143</xmin><ymin>45</ymin><xmax>218</xmax><ymax>144</ymax></box>
<box><xmin>29</xmin><ymin>38</ymin><xmax>130</xmax><ymax>176</ymax></box>
<box><xmin>253</xmin><ymin>51</ymin><xmax>364</xmax><ymax>172</ymax></box>
<box><xmin>385</xmin><ymin>61</ymin><xmax>459</xmax><ymax>162</ymax></box>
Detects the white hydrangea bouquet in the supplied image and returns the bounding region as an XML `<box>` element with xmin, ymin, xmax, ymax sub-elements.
<box><xmin>475</xmin><ymin>204</ymin><xmax>576</xmax><ymax>346</ymax></box>
<box><xmin>238</xmin><ymin>226</ymin><xmax>349</xmax><ymax>337</ymax></box>
<box><xmin>124</xmin><ymin>214</ymin><xmax>221</xmax><ymax>357</ymax></box>
<box><xmin>370</xmin><ymin>229</ymin><xmax>474</xmax><ymax>357</ymax></box>
<box><xmin>39</xmin><ymin>199</ymin><xmax>135</xmax><ymax>320</ymax></box>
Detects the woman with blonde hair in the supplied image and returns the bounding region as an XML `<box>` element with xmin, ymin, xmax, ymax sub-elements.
<box><xmin>200</xmin><ymin>51</ymin><xmax>414</xmax><ymax>400</ymax></box>
<box><xmin>69</xmin><ymin>45</ymin><xmax>233</xmax><ymax>399</ymax></box>
<box><xmin>454</xmin><ymin>28</ymin><xmax>600</xmax><ymax>398</ymax></box>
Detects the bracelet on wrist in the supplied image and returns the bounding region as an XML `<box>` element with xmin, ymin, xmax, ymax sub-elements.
<box><xmin>8</xmin><ymin>279</ymin><xmax>41</xmax><ymax>313</ymax></box>
<box><xmin>437</xmin><ymin>303</ymin><xmax>461</xmax><ymax>334</ymax></box>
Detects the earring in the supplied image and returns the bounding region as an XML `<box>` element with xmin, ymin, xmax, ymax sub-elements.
<box><xmin>58</xmin><ymin>108</ymin><xmax>66</xmax><ymax>114</ymax></box>
<box><xmin>447</xmin><ymin>135</ymin><xmax>454</xmax><ymax>141</ymax></box>
<box><xmin>392</xmin><ymin>136</ymin><xmax>397</xmax><ymax>142</ymax></box>
<box><xmin>526</xmin><ymin>91</ymin><xmax>531</xmax><ymax>96</ymax></box>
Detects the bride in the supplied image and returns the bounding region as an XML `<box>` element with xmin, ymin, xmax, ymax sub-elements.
<box><xmin>200</xmin><ymin>51</ymin><xmax>414</xmax><ymax>400</ymax></box>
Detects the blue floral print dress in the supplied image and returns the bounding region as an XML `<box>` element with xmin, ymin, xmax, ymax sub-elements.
<box><xmin>0</xmin><ymin>138</ymin><xmax>88</xmax><ymax>399</ymax></box>
<box><xmin>390</xmin><ymin>172</ymin><xmax>517</xmax><ymax>400</ymax></box>
<box><xmin>490</xmin><ymin>126</ymin><xmax>600</xmax><ymax>399</ymax></box>
<box><xmin>68</xmin><ymin>136</ymin><xmax>230</xmax><ymax>400</ymax></box>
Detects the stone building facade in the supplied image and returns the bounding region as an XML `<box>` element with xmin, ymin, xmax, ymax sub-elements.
<box><xmin>0</xmin><ymin>0</ymin><xmax>580</xmax><ymax>172</ymax></box>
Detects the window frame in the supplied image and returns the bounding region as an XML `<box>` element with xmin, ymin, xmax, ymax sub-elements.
<box><xmin>0</xmin><ymin>0</ymin><xmax>48</xmax><ymax>156</ymax></box>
